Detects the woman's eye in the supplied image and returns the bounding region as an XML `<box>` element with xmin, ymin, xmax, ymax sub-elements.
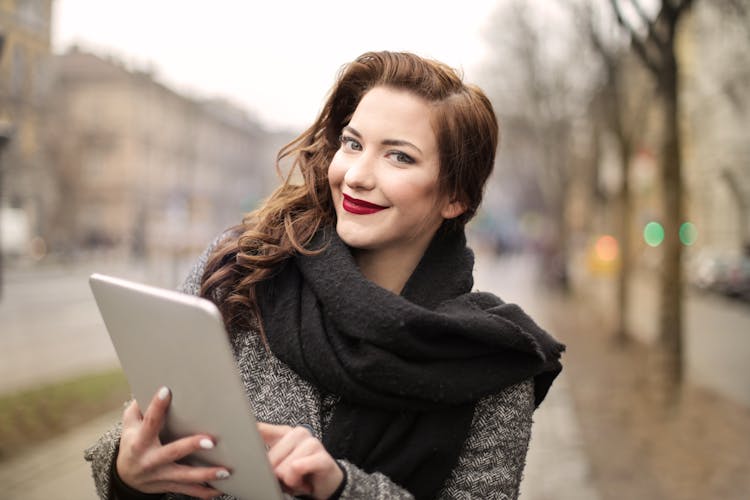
<box><xmin>339</xmin><ymin>135</ymin><xmax>362</xmax><ymax>152</ymax></box>
<box><xmin>389</xmin><ymin>151</ymin><xmax>415</xmax><ymax>164</ymax></box>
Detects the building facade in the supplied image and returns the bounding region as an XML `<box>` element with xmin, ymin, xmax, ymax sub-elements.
<box><xmin>681</xmin><ymin>1</ymin><xmax>750</xmax><ymax>258</ymax></box>
<box><xmin>0</xmin><ymin>0</ymin><xmax>54</xmax><ymax>256</ymax></box>
<box><xmin>48</xmin><ymin>48</ymin><xmax>293</xmax><ymax>261</ymax></box>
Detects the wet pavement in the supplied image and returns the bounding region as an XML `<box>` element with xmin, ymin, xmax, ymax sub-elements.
<box><xmin>474</xmin><ymin>252</ymin><xmax>600</xmax><ymax>500</ymax></box>
<box><xmin>0</xmin><ymin>252</ymin><xmax>601</xmax><ymax>499</ymax></box>
<box><xmin>0</xmin><ymin>256</ymin><xmax>188</xmax><ymax>395</ymax></box>
<box><xmin>0</xmin><ymin>411</ymin><xmax>116</xmax><ymax>500</ymax></box>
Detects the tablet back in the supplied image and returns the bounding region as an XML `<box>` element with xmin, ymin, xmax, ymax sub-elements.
<box><xmin>89</xmin><ymin>273</ymin><xmax>282</xmax><ymax>500</ymax></box>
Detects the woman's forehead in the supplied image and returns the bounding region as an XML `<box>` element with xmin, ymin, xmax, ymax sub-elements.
<box><xmin>348</xmin><ymin>87</ymin><xmax>437</xmax><ymax>154</ymax></box>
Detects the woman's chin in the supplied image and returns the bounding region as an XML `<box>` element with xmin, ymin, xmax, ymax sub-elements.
<box><xmin>335</xmin><ymin>222</ymin><xmax>380</xmax><ymax>251</ymax></box>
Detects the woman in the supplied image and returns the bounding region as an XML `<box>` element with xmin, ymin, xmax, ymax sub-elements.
<box><xmin>86</xmin><ymin>51</ymin><xmax>565</xmax><ymax>500</ymax></box>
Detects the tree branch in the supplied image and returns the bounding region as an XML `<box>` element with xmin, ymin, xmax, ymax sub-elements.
<box><xmin>673</xmin><ymin>0</ymin><xmax>695</xmax><ymax>16</ymax></box>
<box><xmin>631</xmin><ymin>0</ymin><xmax>668</xmax><ymax>50</ymax></box>
<box><xmin>630</xmin><ymin>0</ymin><xmax>651</xmax><ymax>24</ymax></box>
<box><xmin>609</xmin><ymin>0</ymin><xmax>661</xmax><ymax>76</ymax></box>
<box><xmin>609</xmin><ymin>0</ymin><xmax>639</xmax><ymax>37</ymax></box>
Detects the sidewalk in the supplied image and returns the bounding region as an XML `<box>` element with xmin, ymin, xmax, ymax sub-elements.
<box><xmin>0</xmin><ymin>411</ymin><xmax>118</xmax><ymax>500</ymax></box>
<box><xmin>473</xmin><ymin>252</ymin><xmax>600</xmax><ymax>500</ymax></box>
<box><xmin>0</xmin><ymin>382</ymin><xmax>599</xmax><ymax>500</ymax></box>
<box><xmin>0</xmin><ymin>252</ymin><xmax>600</xmax><ymax>499</ymax></box>
<box><xmin>519</xmin><ymin>372</ymin><xmax>600</xmax><ymax>500</ymax></box>
<box><xmin>0</xmin><ymin>256</ymin><xmax>188</xmax><ymax>396</ymax></box>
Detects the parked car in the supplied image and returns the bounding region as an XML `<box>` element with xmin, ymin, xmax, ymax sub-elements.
<box><xmin>721</xmin><ymin>256</ymin><xmax>750</xmax><ymax>302</ymax></box>
<box><xmin>690</xmin><ymin>252</ymin><xmax>750</xmax><ymax>303</ymax></box>
<box><xmin>691</xmin><ymin>254</ymin><xmax>732</xmax><ymax>291</ymax></box>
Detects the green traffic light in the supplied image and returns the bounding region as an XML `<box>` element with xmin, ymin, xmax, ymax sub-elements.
<box><xmin>679</xmin><ymin>222</ymin><xmax>697</xmax><ymax>245</ymax></box>
<box><xmin>644</xmin><ymin>222</ymin><xmax>664</xmax><ymax>247</ymax></box>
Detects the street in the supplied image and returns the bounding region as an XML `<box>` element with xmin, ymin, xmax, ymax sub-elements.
<box><xmin>0</xmin><ymin>252</ymin><xmax>600</xmax><ymax>500</ymax></box>
<box><xmin>2</xmin><ymin>249</ymin><xmax>748</xmax><ymax>499</ymax></box>
<box><xmin>0</xmin><ymin>256</ymin><xmax>191</xmax><ymax>395</ymax></box>
<box><xmin>581</xmin><ymin>263</ymin><xmax>750</xmax><ymax>407</ymax></box>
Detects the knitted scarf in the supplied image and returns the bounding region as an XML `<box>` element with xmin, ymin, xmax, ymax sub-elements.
<box><xmin>257</xmin><ymin>224</ymin><xmax>565</xmax><ymax>499</ymax></box>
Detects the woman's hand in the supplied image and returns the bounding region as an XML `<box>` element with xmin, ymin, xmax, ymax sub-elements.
<box><xmin>258</xmin><ymin>422</ymin><xmax>344</xmax><ymax>499</ymax></box>
<box><xmin>115</xmin><ymin>386</ymin><xmax>230</xmax><ymax>500</ymax></box>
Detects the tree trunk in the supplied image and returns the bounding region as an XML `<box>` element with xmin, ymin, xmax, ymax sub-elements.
<box><xmin>609</xmin><ymin>0</ymin><xmax>693</xmax><ymax>407</ymax></box>
<box><xmin>657</xmin><ymin>52</ymin><xmax>684</xmax><ymax>405</ymax></box>
<box><xmin>615</xmin><ymin>138</ymin><xmax>632</xmax><ymax>344</ymax></box>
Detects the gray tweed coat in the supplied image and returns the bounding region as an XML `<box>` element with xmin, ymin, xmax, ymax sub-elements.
<box><xmin>85</xmin><ymin>241</ymin><xmax>535</xmax><ymax>500</ymax></box>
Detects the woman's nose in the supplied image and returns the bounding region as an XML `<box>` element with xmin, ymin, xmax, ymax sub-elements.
<box><xmin>344</xmin><ymin>153</ymin><xmax>376</xmax><ymax>190</ymax></box>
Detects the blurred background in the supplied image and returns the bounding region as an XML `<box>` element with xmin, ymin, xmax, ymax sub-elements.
<box><xmin>1</xmin><ymin>0</ymin><xmax>749</xmax><ymax>499</ymax></box>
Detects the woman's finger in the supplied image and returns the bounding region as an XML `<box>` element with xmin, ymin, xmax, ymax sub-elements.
<box><xmin>266</xmin><ymin>425</ymin><xmax>313</xmax><ymax>468</ymax></box>
<box><xmin>122</xmin><ymin>399</ymin><xmax>143</xmax><ymax>428</ymax></box>
<box><xmin>290</xmin><ymin>452</ymin><xmax>329</xmax><ymax>477</ymax></box>
<box><xmin>156</xmin><ymin>434</ymin><xmax>218</xmax><ymax>465</ymax></box>
<box><xmin>157</xmin><ymin>462</ymin><xmax>231</xmax><ymax>485</ymax></box>
<box><xmin>151</xmin><ymin>480</ymin><xmax>223</xmax><ymax>500</ymax></box>
<box><xmin>277</xmin><ymin>433</ymin><xmax>320</xmax><ymax>466</ymax></box>
<box><xmin>138</xmin><ymin>386</ymin><xmax>171</xmax><ymax>443</ymax></box>
<box><xmin>257</xmin><ymin>422</ymin><xmax>292</xmax><ymax>447</ymax></box>
<box><xmin>291</xmin><ymin>452</ymin><xmax>344</xmax><ymax>499</ymax></box>
<box><xmin>273</xmin><ymin>435</ymin><xmax>321</xmax><ymax>493</ymax></box>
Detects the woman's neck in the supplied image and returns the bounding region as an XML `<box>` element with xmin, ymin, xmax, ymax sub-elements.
<box><xmin>352</xmin><ymin>242</ymin><xmax>430</xmax><ymax>295</ymax></box>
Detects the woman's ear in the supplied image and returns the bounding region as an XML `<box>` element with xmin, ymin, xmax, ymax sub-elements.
<box><xmin>441</xmin><ymin>199</ymin><xmax>467</xmax><ymax>220</ymax></box>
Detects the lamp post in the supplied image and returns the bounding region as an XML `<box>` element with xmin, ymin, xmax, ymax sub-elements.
<box><xmin>0</xmin><ymin>122</ymin><xmax>12</xmax><ymax>301</ymax></box>
<box><xmin>0</xmin><ymin>34</ymin><xmax>11</xmax><ymax>299</ymax></box>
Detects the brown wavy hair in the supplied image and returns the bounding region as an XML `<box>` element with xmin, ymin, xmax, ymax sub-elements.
<box><xmin>200</xmin><ymin>51</ymin><xmax>499</xmax><ymax>331</ymax></box>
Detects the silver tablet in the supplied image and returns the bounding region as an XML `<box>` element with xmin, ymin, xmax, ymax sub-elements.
<box><xmin>89</xmin><ymin>273</ymin><xmax>283</xmax><ymax>500</ymax></box>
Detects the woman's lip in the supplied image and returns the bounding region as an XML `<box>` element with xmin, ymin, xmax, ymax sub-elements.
<box><xmin>343</xmin><ymin>194</ymin><xmax>387</xmax><ymax>209</ymax></box>
<box><xmin>342</xmin><ymin>194</ymin><xmax>387</xmax><ymax>214</ymax></box>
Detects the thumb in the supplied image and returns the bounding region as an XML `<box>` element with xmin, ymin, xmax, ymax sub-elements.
<box><xmin>257</xmin><ymin>422</ymin><xmax>290</xmax><ymax>446</ymax></box>
<box><xmin>122</xmin><ymin>399</ymin><xmax>143</xmax><ymax>428</ymax></box>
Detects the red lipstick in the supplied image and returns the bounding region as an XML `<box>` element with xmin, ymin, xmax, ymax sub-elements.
<box><xmin>342</xmin><ymin>194</ymin><xmax>387</xmax><ymax>215</ymax></box>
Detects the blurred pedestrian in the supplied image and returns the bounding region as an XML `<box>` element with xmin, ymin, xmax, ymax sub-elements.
<box><xmin>86</xmin><ymin>51</ymin><xmax>565</xmax><ymax>500</ymax></box>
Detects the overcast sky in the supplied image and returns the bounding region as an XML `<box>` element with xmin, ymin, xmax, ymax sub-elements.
<box><xmin>53</xmin><ymin>0</ymin><xmax>501</xmax><ymax>132</ymax></box>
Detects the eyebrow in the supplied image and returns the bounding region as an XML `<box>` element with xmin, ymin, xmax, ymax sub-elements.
<box><xmin>343</xmin><ymin>126</ymin><xmax>423</xmax><ymax>155</ymax></box>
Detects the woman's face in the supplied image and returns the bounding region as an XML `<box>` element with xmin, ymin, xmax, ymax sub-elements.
<box><xmin>328</xmin><ymin>86</ymin><xmax>462</xmax><ymax>257</ymax></box>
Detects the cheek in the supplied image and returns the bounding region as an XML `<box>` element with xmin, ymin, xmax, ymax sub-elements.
<box><xmin>327</xmin><ymin>153</ymin><xmax>346</xmax><ymax>189</ymax></box>
<box><xmin>389</xmin><ymin>175</ymin><xmax>440</xmax><ymax>209</ymax></box>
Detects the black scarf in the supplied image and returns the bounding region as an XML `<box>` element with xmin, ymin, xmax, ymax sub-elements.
<box><xmin>257</xmin><ymin>224</ymin><xmax>565</xmax><ymax>499</ymax></box>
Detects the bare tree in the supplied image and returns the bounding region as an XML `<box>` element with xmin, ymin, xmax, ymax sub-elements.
<box><xmin>574</xmin><ymin>2</ymin><xmax>654</xmax><ymax>344</ymax></box>
<box><xmin>482</xmin><ymin>0</ymin><xmax>596</xmax><ymax>289</ymax></box>
<box><xmin>609</xmin><ymin>0</ymin><xmax>694</xmax><ymax>401</ymax></box>
<box><xmin>691</xmin><ymin>0</ymin><xmax>750</xmax><ymax>250</ymax></box>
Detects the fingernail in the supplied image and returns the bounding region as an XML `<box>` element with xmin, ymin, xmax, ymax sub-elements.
<box><xmin>157</xmin><ymin>386</ymin><xmax>170</xmax><ymax>400</ymax></box>
<box><xmin>199</xmin><ymin>438</ymin><xmax>214</xmax><ymax>449</ymax></box>
<box><xmin>216</xmin><ymin>469</ymin><xmax>230</xmax><ymax>479</ymax></box>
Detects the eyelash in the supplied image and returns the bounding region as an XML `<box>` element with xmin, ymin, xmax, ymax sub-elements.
<box><xmin>339</xmin><ymin>135</ymin><xmax>362</xmax><ymax>151</ymax></box>
<box><xmin>389</xmin><ymin>151</ymin><xmax>415</xmax><ymax>164</ymax></box>
<box><xmin>338</xmin><ymin>135</ymin><xmax>415</xmax><ymax>164</ymax></box>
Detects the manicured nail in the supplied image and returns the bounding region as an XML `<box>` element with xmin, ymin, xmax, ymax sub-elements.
<box><xmin>157</xmin><ymin>386</ymin><xmax>170</xmax><ymax>400</ymax></box>
<box><xmin>199</xmin><ymin>438</ymin><xmax>214</xmax><ymax>449</ymax></box>
<box><xmin>216</xmin><ymin>469</ymin><xmax>230</xmax><ymax>479</ymax></box>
